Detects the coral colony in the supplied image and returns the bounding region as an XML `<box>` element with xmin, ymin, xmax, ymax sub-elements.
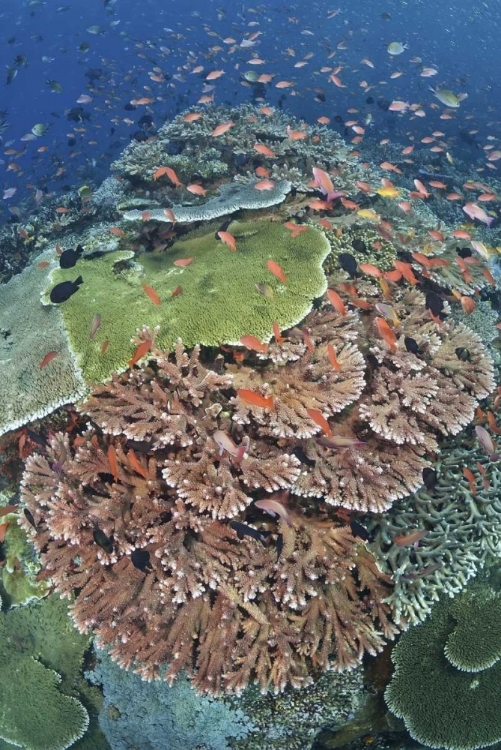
<box><xmin>1</xmin><ymin>103</ymin><xmax>500</xmax><ymax>738</ymax></box>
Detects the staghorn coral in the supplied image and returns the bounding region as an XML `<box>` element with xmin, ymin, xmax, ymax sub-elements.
<box><xmin>21</xmin><ymin>341</ymin><xmax>397</xmax><ymax>697</ymax></box>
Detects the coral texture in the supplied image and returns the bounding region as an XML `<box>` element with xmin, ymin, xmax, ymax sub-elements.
<box><xmin>22</xmin><ymin>341</ymin><xmax>397</xmax><ymax>696</ymax></box>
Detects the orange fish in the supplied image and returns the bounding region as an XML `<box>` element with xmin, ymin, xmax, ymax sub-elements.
<box><xmin>327</xmin><ymin>343</ymin><xmax>341</xmax><ymax>371</ymax></box>
<box><xmin>306</xmin><ymin>408</ymin><xmax>333</xmax><ymax>438</ymax></box>
<box><xmin>301</xmin><ymin>328</ymin><xmax>315</xmax><ymax>353</ymax></box>
<box><xmin>37</xmin><ymin>261</ymin><xmax>50</xmax><ymax>269</ymax></box>
<box><xmin>109</xmin><ymin>227</ymin><xmax>125</xmax><ymax>237</ymax></box>
<box><xmin>171</xmin><ymin>285</ymin><xmax>183</xmax><ymax>298</ymax></box>
<box><xmin>39</xmin><ymin>350</ymin><xmax>58</xmax><ymax>368</ymax></box>
<box><xmin>253</xmin><ymin>143</ymin><xmax>275</xmax><ymax>157</ymax></box>
<box><xmin>237</xmin><ymin>389</ymin><xmax>275</xmax><ymax>410</ymax></box>
<box><xmin>107</xmin><ymin>444</ymin><xmax>119</xmax><ymax>482</ymax></box>
<box><xmin>267</xmin><ymin>259</ymin><xmax>287</xmax><ymax>284</ymax></box>
<box><xmin>211</xmin><ymin>121</ymin><xmax>235</xmax><ymax>137</ymax></box>
<box><xmin>326</xmin><ymin>289</ymin><xmax>347</xmax><ymax>315</ymax></box>
<box><xmin>283</xmin><ymin>221</ymin><xmax>307</xmax><ymax>238</ymax></box>
<box><xmin>0</xmin><ymin>523</ymin><xmax>9</xmax><ymax>543</ymax></box>
<box><xmin>393</xmin><ymin>529</ymin><xmax>429</xmax><ymax>548</ymax></box>
<box><xmin>359</xmin><ymin>263</ymin><xmax>382</xmax><ymax>278</ymax></box>
<box><xmin>254</xmin><ymin>179</ymin><xmax>275</xmax><ymax>190</ymax></box>
<box><xmin>308</xmin><ymin>199</ymin><xmax>332</xmax><ymax>210</ymax></box>
<box><xmin>240</xmin><ymin>335</ymin><xmax>268</xmax><ymax>354</ymax></box>
<box><xmin>142</xmin><ymin>283</ymin><xmax>161</xmax><ymax>306</ymax></box>
<box><xmin>428</xmin><ymin>230</ymin><xmax>445</xmax><ymax>242</ymax></box>
<box><xmin>374</xmin><ymin>316</ymin><xmax>397</xmax><ymax>353</ymax></box>
<box><xmin>153</xmin><ymin>166</ymin><xmax>181</xmax><ymax>186</ymax></box>
<box><xmin>460</xmin><ymin>295</ymin><xmax>475</xmax><ymax>314</ymax></box>
<box><xmin>55</xmin><ymin>206</ymin><xmax>70</xmax><ymax>214</ymax></box>
<box><xmin>462</xmin><ymin>466</ymin><xmax>477</xmax><ymax>495</ymax></box>
<box><xmin>183</xmin><ymin>112</ymin><xmax>203</xmax><ymax>123</ymax></box>
<box><xmin>173</xmin><ymin>257</ymin><xmax>194</xmax><ymax>267</ymax></box>
<box><xmin>217</xmin><ymin>230</ymin><xmax>237</xmax><ymax>251</ymax></box>
<box><xmin>127</xmin><ymin>449</ymin><xmax>149</xmax><ymax>479</ymax></box>
<box><xmin>255</xmin><ymin>166</ymin><xmax>270</xmax><ymax>178</ymax></box>
<box><xmin>129</xmin><ymin>340</ymin><xmax>151</xmax><ymax>367</ymax></box>
<box><xmin>273</xmin><ymin>321</ymin><xmax>284</xmax><ymax>344</ymax></box>
<box><xmin>393</xmin><ymin>260</ymin><xmax>418</xmax><ymax>286</ymax></box>
<box><xmin>186</xmin><ymin>184</ymin><xmax>207</xmax><ymax>196</ymax></box>
<box><xmin>451</xmin><ymin>229</ymin><xmax>472</xmax><ymax>240</ymax></box>
<box><xmin>163</xmin><ymin>208</ymin><xmax>177</xmax><ymax>223</ymax></box>
<box><xmin>206</xmin><ymin>69</ymin><xmax>225</xmax><ymax>80</ymax></box>
<box><xmin>101</xmin><ymin>340</ymin><xmax>109</xmax><ymax>355</ymax></box>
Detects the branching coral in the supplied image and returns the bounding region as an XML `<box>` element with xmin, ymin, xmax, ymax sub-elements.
<box><xmin>21</xmin><ymin>341</ymin><xmax>396</xmax><ymax>696</ymax></box>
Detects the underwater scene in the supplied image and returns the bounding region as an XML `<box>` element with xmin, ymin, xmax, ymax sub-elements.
<box><xmin>2</xmin><ymin>0</ymin><xmax>501</xmax><ymax>748</ymax></box>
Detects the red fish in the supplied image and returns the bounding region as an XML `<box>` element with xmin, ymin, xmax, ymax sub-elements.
<box><xmin>239</xmin><ymin>335</ymin><xmax>268</xmax><ymax>354</ymax></box>
<box><xmin>39</xmin><ymin>351</ymin><xmax>58</xmax><ymax>368</ymax></box>
<box><xmin>127</xmin><ymin>449</ymin><xmax>149</xmax><ymax>479</ymax></box>
<box><xmin>217</xmin><ymin>230</ymin><xmax>237</xmax><ymax>251</ymax></box>
<box><xmin>153</xmin><ymin>166</ymin><xmax>181</xmax><ymax>186</ymax></box>
<box><xmin>374</xmin><ymin>316</ymin><xmax>397</xmax><ymax>353</ymax></box>
<box><xmin>326</xmin><ymin>343</ymin><xmax>342</xmax><ymax>371</ymax></box>
<box><xmin>107</xmin><ymin>445</ymin><xmax>119</xmax><ymax>482</ymax></box>
<box><xmin>326</xmin><ymin>289</ymin><xmax>347</xmax><ymax>315</ymax></box>
<box><xmin>393</xmin><ymin>529</ymin><xmax>429</xmax><ymax>548</ymax></box>
<box><xmin>171</xmin><ymin>285</ymin><xmax>183</xmax><ymax>298</ymax></box>
<box><xmin>101</xmin><ymin>340</ymin><xmax>109</xmax><ymax>355</ymax></box>
<box><xmin>267</xmin><ymin>259</ymin><xmax>287</xmax><ymax>284</ymax></box>
<box><xmin>306</xmin><ymin>408</ymin><xmax>333</xmax><ymax>438</ymax></box>
<box><xmin>142</xmin><ymin>283</ymin><xmax>161</xmax><ymax>306</ymax></box>
<box><xmin>173</xmin><ymin>257</ymin><xmax>194</xmax><ymax>267</ymax></box>
<box><xmin>237</xmin><ymin>389</ymin><xmax>275</xmax><ymax>410</ymax></box>
<box><xmin>129</xmin><ymin>340</ymin><xmax>151</xmax><ymax>368</ymax></box>
<box><xmin>273</xmin><ymin>321</ymin><xmax>284</xmax><ymax>344</ymax></box>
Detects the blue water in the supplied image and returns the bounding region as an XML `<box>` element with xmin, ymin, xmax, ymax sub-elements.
<box><xmin>1</xmin><ymin>0</ymin><xmax>500</xmax><ymax>219</ymax></box>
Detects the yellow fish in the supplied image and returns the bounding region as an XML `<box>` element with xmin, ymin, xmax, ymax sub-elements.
<box><xmin>376</xmin><ymin>187</ymin><xmax>401</xmax><ymax>198</ymax></box>
<box><xmin>356</xmin><ymin>209</ymin><xmax>381</xmax><ymax>222</ymax></box>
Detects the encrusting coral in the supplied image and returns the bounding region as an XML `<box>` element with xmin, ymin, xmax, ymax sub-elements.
<box><xmin>21</xmin><ymin>339</ymin><xmax>398</xmax><ymax>696</ymax></box>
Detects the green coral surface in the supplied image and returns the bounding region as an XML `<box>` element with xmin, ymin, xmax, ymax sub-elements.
<box><xmin>46</xmin><ymin>220</ymin><xmax>330</xmax><ymax>381</ymax></box>
<box><xmin>385</xmin><ymin>581</ymin><xmax>501</xmax><ymax>750</ymax></box>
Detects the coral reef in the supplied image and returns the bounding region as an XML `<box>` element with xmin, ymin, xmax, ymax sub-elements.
<box><xmin>385</xmin><ymin>579</ymin><xmax>501</xmax><ymax>750</ymax></box>
<box><xmin>21</xmin><ymin>341</ymin><xmax>397</xmax><ymax>696</ymax></box>
<box><xmin>45</xmin><ymin>220</ymin><xmax>330</xmax><ymax>381</ymax></box>
<box><xmin>0</xmin><ymin>253</ymin><xmax>85</xmax><ymax>437</ymax></box>
<box><xmin>0</xmin><ymin>595</ymin><xmax>94</xmax><ymax>750</ymax></box>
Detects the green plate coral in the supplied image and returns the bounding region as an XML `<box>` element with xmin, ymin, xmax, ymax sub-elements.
<box><xmin>45</xmin><ymin>220</ymin><xmax>330</xmax><ymax>382</ymax></box>
<box><xmin>385</xmin><ymin>581</ymin><xmax>501</xmax><ymax>750</ymax></box>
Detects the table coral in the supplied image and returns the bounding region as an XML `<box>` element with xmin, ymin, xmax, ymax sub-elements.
<box><xmin>21</xmin><ymin>341</ymin><xmax>397</xmax><ymax>696</ymax></box>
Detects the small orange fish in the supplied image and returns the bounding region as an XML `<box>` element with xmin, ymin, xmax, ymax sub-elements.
<box><xmin>184</xmin><ymin>112</ymin><xmax>203</xmax><ymax>123</ymax></box>
<box><xmin>127</xmin><ymin>449</ymin><xmax>149</xmax><ymax>479</ymax></box>
<box><xmin>267</xmin><ymin>259</ymin><xmax>287</xmax><ymax>284</ymax></box>
<box><xmin>109</xmin><ymin>226</ymin><xmax>125</xmax><ymax>238</ymax></box>
<box><xmin>254</xmin><ymin>143</ymin><xmax>275</xmax><ymax>157</ymax></box>
<box><xmin>141</xmin><ymin>211</ymin><xmax>152</xmax><ymax>222</ymax></box>
<box><xmin>37</xmin><ymin>261</ymin><xmax>50</xmax><ymax>269</ymax></box>
<box><xmin>255</xmin><ymin>166</ymin><xmax>270</xmax><ymax>179</ymax></box>
<box><xmin>374</xmin><ymin>316</ymin><xmax>397</xmax><ymax>353</ymax></box>
<box><xmin>0</xmin><ymin>523</ymin><xmax>9</xmax><ymax>543</ymax></box>
<box><xmin>308</xmin><ymin>199</ymin><xmax>332</xmax><ymax>210</ymax></box>
<box><xmin>186</xmin><ymin>184</ymin><xmax>207</xmax><ymax>196</ymax></box>
<box><xmin>173</xmin><ymin>257</ymin><xmax>194</xmax><ymax>267</ymax></box>
<box><xmin>107</xmin><ymin>444</ymin><xmax>119</xmax><ymax>482</ymax></box>
<box><xmin>326</xmin><ymin>288</ymin><xmax>347</xmax><ymax>315</ymax></box>
<box><xmin>55</xmin><ymin>206</ymin><xmax>70</xmax><ymax>214</ymax></box>
<box><xmin>462</xmin><ymin>466</ymin><xmax>477</xmax><ymax>495</ymax></box>
<box><xmin>240</xmin><ymin>335</ymin><xmax>268</xmax><ymax>354</ymax></box>
<box><xmin>283</xmin><ymin>221</ymin><xmax>307</xmax><ymax>238</ymax></box>
<box><xmin>393</xmin><ymin>260</ymin><xmax>418</xmax><ymax>286</ymax></box>
<box><xmin>142</xmin><ymin>283</ymin><xmax>161</xmax><ymax>306</ymax></box>
<box><xmin>273</xmin><ymin>321</ymin><xmax>284</xmax><ymax>344</ymax></box>
<box><xmin>39</xmin><ymin>350</ymin><xmax>58</xmax><ymax>368</ymax></box>
<box><xmin>217</xmin><ymin>230</ymin><xmax>237</xmax><ymax>251</ymax></box>
<box><xmin>359</xmin><ymin>263</ymin><xmax>382</xmax><ymax>278</ymax></box>
<box><xmin>237</xmin><ymin>388</ymin><xmax>275</xmax><ymax>410</ymax></box>
<box><xmin>153</xmin><ymin>166</ymin><xmax>181</xmax><ymax>186</ymax></box>
<box><xmin>171</xmin><ymin>285</ymin><xmax>183</xmax><ymax>298</ymax></box>
<box><xmin>163</xmin><ymin>208</ymin><xmax>177</xmax><ymax>223</ymax></box>
<box><xmin>393</xmin><ymin>529</ymin><xmax>429</xmax><ymax>548</ymax></box>
<box><xmin>326</xmin><ymin>343</ymin><xmax>341</xmax><ymax>371</ymax></box>
<box><xmin>460</xmin><ymin>296</ymin><xmax>476</xmax><ymax>314</ymax></box>
<box><xmin>254</xmin><ymin>179</ymin><xmax>276</xmax><ymax>190</ymax></box>
<box><xmin>101</xmin><ymin>340</ymin><xmax>109</xmax><ymax>355</ymax></box>
<box><xmin>129</xmin><ymin>340</ymin><xmax>151</xmax><ymax>367</ymax></box>
<box><xmin>211</xmin><ymin>121</ymin><xmax>235</xmax><ymax>137</ymax></box>
<box><xmin>306</xmin><ymin>408</ymin><xmax>333</xmax><ymax>438</ymax></box>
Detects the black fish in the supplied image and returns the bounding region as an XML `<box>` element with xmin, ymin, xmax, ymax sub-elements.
<box><xmin>456</xmin><ymin>246</ymin><xmax>472</xmax><ymax>259</ymax></box>
<box><xmin>229</xmin><ymin>521</ymin><xmax>266</xmax><ymax>546</ymax></box>
<box><xmin>67</xmin><ymin>136</ymin><xmax>76</xmax><ymax>147</ymax></box>
<box><xmin>275</xmin><ymin>532</ymin><xmax>284</xmax><ymax>560</ymax></box>
<box><xmin>124</xmin><ymin>102</ymin><xmax>137</xmax><ymax>111</ymax></box>
<box><xmin>351</xmin><ymin>238</ymin><xmax>368</xmax><ymax>254</ymax></box>
<box><xmin>455</xmin><ymin>347</ymin><xmax>471</xmax><ymax>362</ymax></box>
<box><xmin>50</xmin><ymin>276</ymin><xmax>83</xmax><ymax>303</ymax></box>
<box><xmin>59</xmin><ymin>245</ymin><xmax>84</xmax><ymax>269</ymax></box>
<box><xmin>366</xmin><ymin>95</ymin><xmax>374</xmax><ymax>104</ymax></box>
<box><xmin>422</xmin><ymin>467</ymin><xmax>437</xmax><ymax>491</ymax></box>
<box><xmin>131</xmin><ymin>548</ymin><xmax>152</xmax><ymax>572</ymax></box>
<box><xmin>425</xmin><ymin>291</ymin><xmax>444</xmax><ymax>317</ymax></box>
<box><xmin>24</xmin><ymin>508</ymin><xmax>37</xmax><ymax>529</ymax></box>
<box><xmin>138</xmin><ymin>114</ymin><xmax>153</xmax><ymax>128</ymax></box>
<box><xmin>350</xmin><ymin>519</ymin><xmax>372</xmax><ymax>542</ymax></box>
<box><xmin>404</xmin><ymin>336</ymin><xmax>421</xmax><ymax>355</ymax></box>
<box><xmin>93</xmin><ymin>527</ymin><xmax>113</xmax><ymax>554</ymax></box>
<box><xmin>334</xmin><ymin>114</ymin><xmax>343</xmax><ymax>123</ymax></box>
<box><xmin>131</xmin><ymin>130</ymin><xmax>147</xmax><ymax>142</ymax></box>
<box><xmin>338</xmin><ymin>252</ymin><xmax>358</xmax><ymax>278</ymax></box>
<box><xmin>291</xmin><ymin>446</ymin><xmax>316</xmax><ymax>467</ymax></box>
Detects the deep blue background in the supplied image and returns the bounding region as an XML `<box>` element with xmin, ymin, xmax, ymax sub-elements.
<box><xmin>1</xmin><ymin>0</ymin><xmax>500</xmax><ymax>221</ymax></box>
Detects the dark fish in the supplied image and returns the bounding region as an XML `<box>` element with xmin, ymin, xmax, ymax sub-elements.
<box><xmin>456</xmin><ymin>246</ymin><xmax>472</xmax><ymax>259</ymax></box>
<box><xmin>50</xmin><ymin>276</ymin><xmax>83</xmax><ymax>303</ymax></box>
<box><xmin>67</xmin><ymin>136</ymin><xmax>76</xmax><ymax>147</ymax></box>
<box><xmin>425</xmin><ymin>291</ymin><xmax>444</xmax><ymax>317</ymax></box>
<box><xmin>422</xmin><ymin>467</ymin><xmax>437</xmax><ymax>491</ymax></box>
<box><xmin>455</xmin><ymin>347</ymin><xmax>471</xmax><ymax>362</ymax></box>
<box><xmin>334</xmin><ymin>115</ymin><xmax>344</xmax><ymax>123</ymax></box>
<box><xmin>404</xmin><ymin>336</ymin><xmax>421</xmax><ymax>355</ymax></box>
<box><xmin>229</xmin><ymin>520</ymin><xmax>266</xmax><ymax>546</ymax></box>
<box><xmin>131</xmin><ymin>548</ymin><xmax>152</xmax><ymax>572</ymax></box>
<box><xmin>366</xmin><ymin>96</ymin><xmax>374</xmax><ymax>104</ymax></box>
<box><xmin>291</xmin><ymin>446</ymin><xmax>316</xmax><ymax>467</ymax></box>
<box><xmin>138</xmin><ymin>114</ymin><xmax>153</xmax><ymax>128</ymax></box>
<box><xmin>59</xmin><ymin>245</ymin><xmax>84</xmax><ymax>269</ymax></box>
<box><xmin>351</xmin><ymin>238</ymin><xmax>368</xmax><ymax>254</ymax></box>
<box><xmin>215</xmin><ymin>218</ymin><xmax>233</xmax><ymax>238</ymax></box>
<box><xmin>338</xmin><ymin>252</ymin><xmax>359</xmax><ymax>278</ymax></box>
<box><xmin>402</xmin><ymin>562</ymin><xmax>442</xmax><ymax>580</ymax></box>
<box><xmin>124</xmin><ymin>102</ymin><xmax>137</xmax><ymax>111</ymax></box>
<box><xmin>24</xmin><ymin>508</ymin><xmax>37</xmax><ymax>529</ymax></box>
<box><xmin>93</xmin><ymin>527</ymin><xmax>113</xmax><ymax>554</ymax></box>
<box><xmin>380</xmin><ymin>12</ymin><xmax>391</xmax><ymax>19</ymax></box>
<box><xmin>131</xmin><ymin>130</ymin><xmax>147</xmax><ymax>142</ymax></box>
<box><xmin>275</xmin><ymin>532</ymin><xmax>284</xmax><ymax>559</ymax></box>
<box><xmin>350</xmin><ymin>519</ymin><xmax>372</xmax><ymax>542</ymax></box>
<box><xmin>78</xmin><ymin>42</ymin><xmax>90</xmax><ymax>52</ymax></box>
